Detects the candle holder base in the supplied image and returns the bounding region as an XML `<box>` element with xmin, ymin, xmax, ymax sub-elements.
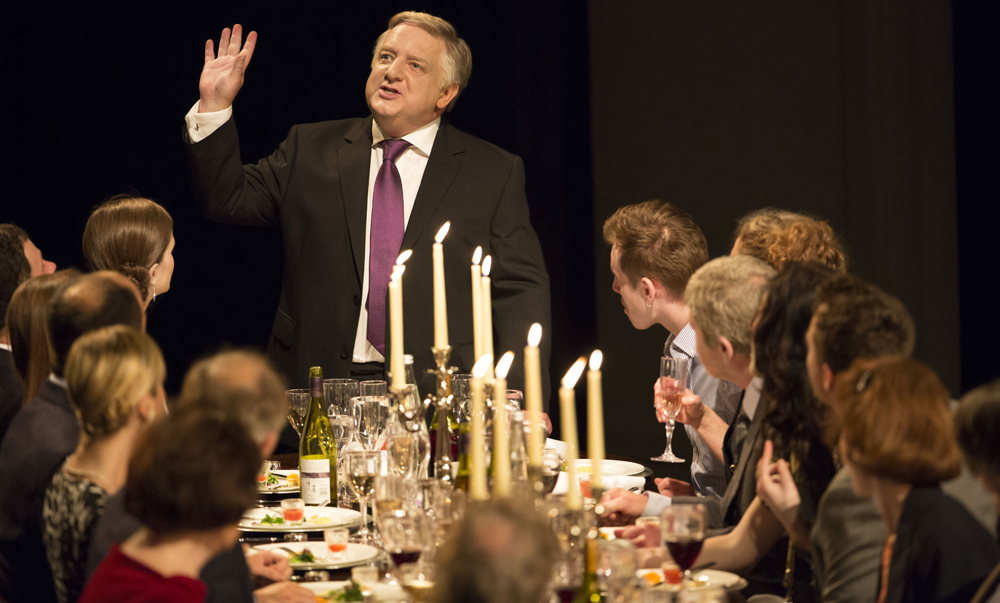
<box><xmin>426</xmin><ymin>346</ymin><xmax>458</xmax><ymax>488</ymax></box>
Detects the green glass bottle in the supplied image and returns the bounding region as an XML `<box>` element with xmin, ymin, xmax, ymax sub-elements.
<box><xmin>572</xmin><ymin>538</ymin><xmax>603</xmax><ymax>603</ymax></box>
<box><xmin>299</xmin><ymin>366</ymin><xmax>337</xmax><ymax>506</ymax></box>
<box><xmin>454</xmin><ymin>422</ymin><xmax>471</xmax><ymax>491</ymax></box>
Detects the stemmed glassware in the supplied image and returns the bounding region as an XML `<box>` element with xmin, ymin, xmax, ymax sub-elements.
<box><xmin>651</xmin><ymin>357</ymin><xmax>690</xmax><ymax>463</ymax></box>
<box><xmin>351</xmin><ymin>395</ymin><xmax>390</xmax><ymax>450</ymax></box>
<box><xmin>286</xmin><ymin>389</ymin><xmax>310</xmax><ymax>436</ymax></box>
<box><xmin>361</xmin><ymin>380</ymin><xmax>388</xmax><ymax>397</ymax></box>
<box><xmin>660</xmin><ymin>503</ymin><xmax>706</xmax><ymax>590</ymax></box>
<box><xmin>345</xmin><ymin>450</ymin><xmax>381</xmax><ymax>544</ymax></box>
<box><xmin>327</xmin><ymin>413</ymin><xmax>355</xmax><ymax>506</ymax></box>
<box><xmin>324</xmin><ymin>378</ymin><xmax>359</xmax><ymax>416</ymax></box>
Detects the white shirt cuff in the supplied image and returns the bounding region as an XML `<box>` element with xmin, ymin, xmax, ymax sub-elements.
<box><xmin>184</xmin><ymin>100</ymin><xmax>232</xmax><ymax>143</ymax></box>
<box><xmin>642</xmin><ymin>491</ymin><xmax>671</xmax><ymax>517</ymax></box>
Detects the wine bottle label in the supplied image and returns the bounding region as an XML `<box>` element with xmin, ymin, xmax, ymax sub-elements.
<box><xmin>300</xmin><ymin>457</ymin><xmax>331</xmax><ymax>506</ymax></box>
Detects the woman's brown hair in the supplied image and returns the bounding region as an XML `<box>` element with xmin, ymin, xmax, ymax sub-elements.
<box><xmin>734</xmin><ymin>208</ymin><xmax>847</xmax><ymax>274</ymax></box>
<box><xmin>5</xmin><ymin>270</ymin><xmax>80</xmax><ymax>404</ymax></box>
<box><xmin>835</xmin><ymin>357</ymin><xmax>961</xmax><ymax>486</ymax></box>
<box><xmin>82</xmin><ymin>195</ymin><xmax>172</xmax><ymax>301</ymax></box>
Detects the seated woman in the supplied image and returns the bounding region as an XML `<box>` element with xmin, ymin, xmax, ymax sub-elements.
<box><xmin>82</xmin><ymin>195</ymin><xmax>175</xmax><ymax>314</ymax></box>
<box><xmin>42</xmin><ymin>325</ymin><xmax>166</xmax><ymax>603</ymax></box>
<box><xmin>6</xmin><ymin>270</ymin><xmax>80</xmax><ymax>405</ymax></box>
<box><xmin>79</xmin><ymin>409</ymin><xmax>261</xmax><ymax>603</ymax></box>
<box><xmin>732</xmin><ymin>208</ymin><xmax>848</xmax><ymax>274</ymax></box>
<box><xmin>838</xmin><ymin>358</ymin><xmax>998</xmax><ymax>603</ymax></box>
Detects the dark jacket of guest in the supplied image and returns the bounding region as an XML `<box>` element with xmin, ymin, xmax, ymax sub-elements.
<box><xmin>882</xmin><ymin>486</ymin><xmax>999</xmax><ymax>603</ymax></box>
<box><xmin>0</xmin><ymin>348</ymin><xmax>22</xmax><ymax>447</ymax></box>
<box><xmin>0</xmin><ymin>379</ymin><xmax>80</xmax><ymax>603</ymax></box>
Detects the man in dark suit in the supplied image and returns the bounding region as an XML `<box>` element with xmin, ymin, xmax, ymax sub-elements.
<box><xmin>184</xmin><ymin>13</ymin><xmax>551</xmax><ymax>443</ymax></box>
<box><xmin>0</xmin><ymin>227</ymin><xmax>31</xmax><ymax>446</ymax></box>
<box><xmin>0</xmin><ymin>272</ymin><xmax>143</xmax><ymax>603</ymax></box>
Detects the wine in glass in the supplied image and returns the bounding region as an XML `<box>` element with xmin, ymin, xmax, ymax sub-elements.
<box><xmin>286</xmin><ymin>389</ymin><xmax>310</xmax><ymax>436</ymax></box>
<box><xmin>661</xmin><ymin>503</ymin><xmax>706</xmax><ymax>590</ymax></box>
<box><xmin>651</xmin><ymin>357</ymin><xmax>690</xmax><ymax>462</ymax></box>
<box><xmin>345</xmin><ymin>450</ymin><xmax>381</xmax><ymax>544</ymax></box>
<box><xmin>381</xmin><ymin>509</ymin><xmax>428</xmax><ymax>570</ymax></box>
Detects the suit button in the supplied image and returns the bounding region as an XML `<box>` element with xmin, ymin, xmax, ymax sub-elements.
<box><xmin>729</xmin><ymin>464</ymin><xmax>736</xmax><ymax>473</ymax></box>
<box><xmin>353</xmin><ymin>294</ymin><xmax>361</xmax><ymax>305</ymax></box>
<box><xmin>341</xmin><ymin>348</ymin><xmax>350</xmax><ymax>360</ymax></box>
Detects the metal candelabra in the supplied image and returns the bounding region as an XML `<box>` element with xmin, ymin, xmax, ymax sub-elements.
<box><xmin>426</xmin><ymin>346</ymin><xmax>458</xmax><ymax>486</ymax></box>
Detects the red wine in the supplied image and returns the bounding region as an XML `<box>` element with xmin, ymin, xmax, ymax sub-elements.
<box><xmin>389</xmin><ymin>548</ymin><xmax>422</xmax><ymax>566</ymax></box>
<box><xmin>539</xmin><ymin>472</ymin><xmax>559</xmax><ymax>495</ymax></box>
<box><xmin>555</xmin><ymin>586</ymin><xmax>579</xmax><ymax>603</ymax></box>
<box><xmin>666</xmin><ymin>539</ymin><xmax>703</xmax><ymax>571</ymax></box>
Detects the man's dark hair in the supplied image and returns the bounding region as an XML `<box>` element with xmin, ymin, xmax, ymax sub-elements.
<box><xmin>47</xmin><ymin>272</ymin><xmax>143</xmax><ymax>376</ymax></box>
<box><xmin>0</xmin><ymin>223</ymin><xmax>29</xmax><ymax>245</ymax></box>
<box><xmin>125</xmin><ymin>408</ymin><xmax>261</xmax><ymax>535</ymax></box>
<box><xmin>954</xmin><ymin>379</ymin><xmax>1000</xmax><ymax>480</ymax></box>
<box><xmin>812</xmin><ymin>274</ymin><xmax>915</xmax><ymax>374</ymax></box>
<box><xmin>0</xmin><ymin>227</ymin><xmax>31</xmax><ymax>330</ymax></box>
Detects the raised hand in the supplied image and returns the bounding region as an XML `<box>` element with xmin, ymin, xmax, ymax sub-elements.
<box><xmin>654</xmin><ymin>477</ymin><xmax>695</xmax><ymax>497</ymax></box>
<box><xmin>199</xmin><ymin>24</ymin><xmax>258</xmax><ymax>113</ymax></box>
<box><xmin>755</xmin><ymin>440</ymin><xmax>801</xmax><ymax>530</ymax></box>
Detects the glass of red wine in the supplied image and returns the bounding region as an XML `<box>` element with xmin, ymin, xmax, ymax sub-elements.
<box><xmin>381</xmin><ymin>509</ymin><xmax>429</xmax><ymax>573</ymax></box>
<box><xmin>660</xmin><ymin>503</ymin><xmax>706</xmax><ymax>590</ymax></box>
<box><xmin>550</xmin><ymin>556</ymin><xmax>582</xmax><ymax>603</ymax></box>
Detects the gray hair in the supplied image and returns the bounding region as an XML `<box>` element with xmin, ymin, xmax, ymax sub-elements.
<box><xmin>685</xmin><ymin>255</ymin><xmax>776</xmax><ymax>355</ymax></box>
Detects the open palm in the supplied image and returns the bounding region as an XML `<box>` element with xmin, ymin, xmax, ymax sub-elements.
<box><xmin>199</xmin><ymin>24</ymin><xmax>257</xmax><ymax>113</ymax></box>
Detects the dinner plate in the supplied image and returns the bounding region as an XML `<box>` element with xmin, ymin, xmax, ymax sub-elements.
<box><xmin>572</xmin><ymin>458</ymin><xmax>646</xmax><ymax>477</ymax></box>
<box><xmin>253</xmin><ymin>542</ymin><xmax>379</xmax><ymax>571</ymax></box>
<box><xmin>303</xmin><ymin>580</ymin><xmax>409</xmax><ymax>601</ymax></box>
<box><xmin>257</xmin><ymin>470</ymin><xmax>300</xmax><ymax>493</ymax></box>
<box><xmin>238</xmin><ymin>506</ymin><xmax>362</xmax><ymax>532</ymax></box>
<box><xmin>636</xmin><ymin>568</ymin><xmax>749</xmax><ymax>592</ymax></box>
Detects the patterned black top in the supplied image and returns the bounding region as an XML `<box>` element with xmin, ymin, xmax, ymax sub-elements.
<box><xmin>42</xmin><ymin>463</ymin><xmax>110</xmax><ymax>603</ymax></box>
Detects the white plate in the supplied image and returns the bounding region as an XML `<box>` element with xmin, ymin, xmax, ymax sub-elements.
<box><xmin>239</xmin><ymin>506</ymin><xmax>362</xmax><ymax>532</ymax></box>
<box><xmin>637</xmin><ymin>568</ymin><xmax>749</xmax><ymax>592</ymax></box>
<box><xmin>572</xmin><ymin>458</ymin><xmax>646</xmax><ymax>477</ymax></box>
<box><xmin>545</xmin><ymin>438</ymin><xmax>567</xmax><ymax>458</ymax></box>
<box><xmin>302</xmin><ymin>580</ymin><xmax>409</xmax><ymax>601</ymax></box>
<box><xmin>258</xmin><ymin>470</ymin><xmax>300</xmax><ymax>493</ymax></box>
<box><xmin>253</xmin><ymin>542</ymin><xmax>379</xmax><ymax>570</ymax></box>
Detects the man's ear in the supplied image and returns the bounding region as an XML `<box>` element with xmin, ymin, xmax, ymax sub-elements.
<box><xmin>717</xmin><ymin>335</ymin><xmax>736</xmax><ymax>360</ymax></box>
<box><xmin>822</xmin><ymin>364</ymin><xmax>835</xmax><ymax>394</ymax></box>
<box><xmin>639</xmin><ymin>277</ymin><xmax>657</xmax><ymax>304</ymax></box>
<box><xmin>436</xmin><ymin>82</ymin><xmax>459</xmax><ymax>111</ymax></box>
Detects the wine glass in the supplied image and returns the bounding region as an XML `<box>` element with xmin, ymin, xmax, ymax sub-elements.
<box><xmin>651</xmin><ymin>357</ymin><xmax>690</xmax><ymax>462</ymax></box>
<box><xmin>386</xmin><ymin>421</ymin><xmax>419</xmax><ymax>478</ymax></box>
<box><xmin>361</xmin><ymin>380</ymin><xmax>388</xmax><ymax>397</ymax></box>
<box><xmin>324</xmin><ymin>378</ymin><xmax>359</xmax><ymax>416</ymax></box>
<box><xmin>286</xmin><ymin>389</ymin><xmax>310</xmax><ymax>437</ymax></box>
<box><xmin>505</xmin><ymin>389</ymin><xmax>523</xmax><ymax>412</ymax></box>
<box><xmin>660</xmin><ymin>503</ymin><xmax>706</xmax><ymax>590</ymax></box>
<box><xmin>351</xmin><ymin>395</ymin><xmax>390</xmax><ymax>450</ymax></box>
<box><xmin>382</xmin><ymin>509</ymin><xmax>429</xmax><ymax>573</ymax></box>
<box><xmin>345</xmin><ymin>450</ymin><xmax>381</xmax><ymax>544</ymax></box>
<box><xmin>450</xmin><ymin>374</ymin><xmax>473</xmax><ymax>421</ymax></box>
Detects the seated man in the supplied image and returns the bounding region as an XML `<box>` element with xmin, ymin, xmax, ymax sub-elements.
<box><xmin>603</xmin><ymin>200</ymin><xmax>743</xmax><ymax>498</ymax></box>
<box><xmin>0</xmin><ymin>228</ymin><xmax>31</xmax><ymax>444</ymax></box>
<box><xmin>0</xmin><ymin>272</ymin><xmax>142</xmax><ymax>603</ymax></box>
<box><xmin>87</xmin><ymin>350</ymin><xmax>316</xmax><ymax>603</ymax></box>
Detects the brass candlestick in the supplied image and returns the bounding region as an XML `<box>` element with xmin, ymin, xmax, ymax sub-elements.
<box><xmin>426</xmin><ymin>346</ymin><xmax>458</xmax><ymax>486</ymax></box>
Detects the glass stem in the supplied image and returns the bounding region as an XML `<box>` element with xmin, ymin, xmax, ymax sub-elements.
<box><xmin>664</xmin><ymin>419</ymin><xmax>676</xmax><ymax>448</ymax></box>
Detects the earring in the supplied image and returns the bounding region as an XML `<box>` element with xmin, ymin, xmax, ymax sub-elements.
<box><xmin>152</xmin><ymin>283</ymin><xmax>156</xmax><ymax>302</ymax></box>
<box><xmin>646</xmin><ymin>302</ymin><xmax>652</xmax><ymax>308</ymax></box>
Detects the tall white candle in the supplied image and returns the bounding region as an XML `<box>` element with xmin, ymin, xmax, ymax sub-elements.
<box><xmin>524</xmin><ymin>323</ymin><xmax>544</xmax><ymax>467</ymax></box>
<box><xmin>432</xmin><ymin>223</ymin><xmax>451</xmax><ymax>349</ymax></box>
<box><xmin>471</xmin><ymin>247</ymin><xmax>483</xmax><ymax>361</ymax></box>
<box><xmin>469</xmin><ymin>355</ymin><xmax>492</xmax><ymax>501</ymax></box>
<box><xmin>481</xmin><ymin>255</ymin><xmax>494</xmax><ymax>381</ymax></box>
<box><xmin>560</xmin><ymin>358</ymin><xmax>587</xmax><ymax>510</ymax></box>
<box><xmin>587</xmin><ymin>350</ymin><xmax>605</xmax><ymax>492</ymax></box>
<box><xmin>389</xmin><ymin>264</ymin><xmax>407</xmax><ymax>391</ymax></box>
<box><xmin>492</xmin><ymin>352</ymin><xmax>515</xmax><ymax>497</ymax></box>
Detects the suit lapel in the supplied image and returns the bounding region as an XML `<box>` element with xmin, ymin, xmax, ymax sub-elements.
<box><xmin>400</xmin><ymin>121</ymin><xmax>464</xmax><ymax>251</ymax></box>
<box><xmin>722</xmin><ymin>408</ymin><xmax>765</xmax><ymax>518</ymax></box>
<box><xmin>340</xmin><ymin>118</ymin><xmax>375</xmax><ymax>283</ymax></box>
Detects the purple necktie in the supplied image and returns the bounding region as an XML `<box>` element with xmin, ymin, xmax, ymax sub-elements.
<box><xmin>367</xmin><ymin>139</ymin><xmax>411</xmax><ymax>355</ymax></box>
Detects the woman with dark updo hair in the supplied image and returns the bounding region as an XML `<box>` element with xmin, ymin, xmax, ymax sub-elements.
<box><xmin>82</xmin><ymin>196</ymin><xmax>175</xmax><ymax>313</ymax></box>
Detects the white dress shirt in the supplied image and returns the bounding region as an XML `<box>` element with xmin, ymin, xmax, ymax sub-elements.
<box><xmin>185</xmin><ymin>103</ymin><xmax>440</xmax><ymax>363</ymax></box>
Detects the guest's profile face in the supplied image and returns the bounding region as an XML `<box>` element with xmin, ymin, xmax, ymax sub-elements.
<box><xmin>805</xmin><ymin>310</ymin><xmax>826</xmax><ymax>402</ymax></box>
<box><xmin>691</xmin><ymin>318</ymin><xmax>724</xmax><ymax>380</ymax></box>
<box><xmin>366</xmin><ymin>24</ymin><xmax>457</xmax><ymax>137</ymax></box>
<box><xmin>609</xmin><ymin>244</ymin><xmax>651</xmax><ymax>329</ymax></box>
<box><xmin>153</xmin><ymin>235</ymin><xmax>176</xmax><ymax>296</ymax></box>
<box><xmin>23</xmin><ymin>239</ymin><xmax>56</xmax><ymax>276</ymax></box>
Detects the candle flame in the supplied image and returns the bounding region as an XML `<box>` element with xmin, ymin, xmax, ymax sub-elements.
<box><xmin>434</xmin><ymin>222</ymin><xmax>451</xmax><ymax>243</ymax></box>
<box><xmin>482</xmin><ymin>255</ymin><xmax>492</xmax><ymax>277</ymax></box>
<box><xmin>527</xmin><ymin>323</ymin><xmax>542</xmax><ymax>347</ymax></box>
<box><xmin>561</xmin><ymin>357</ymin><xmax>587</xmax><ymax>389</ymax></box>
<box><xmin>472</xmin><ymin>246</ymin><xmax>482</xmax><ymax>265</ymax></box>
<box><xmin>472</xmin><ymin>355</ymin><xmax>493</xmax><ymax>379</ymax></box>
<box><xmin>391</xmin><ymin>265</ymin><xmax>406</xmax><ymax>281</ymax></box>
<box><xmin>495</xmin><ymin>351</ymin><xmax>515</xmax><ymax>379</ymax></box>
<box><xmin>589</xmin><ymin>350</ymin><xmax>603</xmax><ymax>371</ymax></box>
<box><xmin>396</xmin><ymin>250</ymin><xmax>413</xmax><ymax>265</ymax></box>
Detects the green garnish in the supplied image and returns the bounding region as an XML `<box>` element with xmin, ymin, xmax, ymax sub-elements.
<box><xmin>260</xmin><ymin>514</ymin><xmax>284</xmax><ymax>525</ymax></box>
<box><xmin>266</xmin><ymin>473</ymin><xmax>280</xmax><ymax>485</ymax></box>
<box><xmin>290</xmin><ymin>549</ymin><xmax>316</xmax><ymax>563</ymax></box>
<box><xmin>328</xmin><ymin>580</ymin><xmax>364</xmax><ymax>601</ymax></box>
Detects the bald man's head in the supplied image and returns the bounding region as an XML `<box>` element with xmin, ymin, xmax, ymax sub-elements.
<box><xmin>48</xmin><ymin>271</ymin><xmax>143</xmax><ymax>377</ymax></box>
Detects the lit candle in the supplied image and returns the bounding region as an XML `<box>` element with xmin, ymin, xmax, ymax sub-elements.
<box><xmin>481</xmin><ymin>255</ymin><xmax>494</xmax><ymax>381</ymax></box>
<box><xmin>471</xmin><ymin>247</ymin><xmax>483</xmax><ymax>361</ymax></box>
<box><xmin>469</xmin><ymin>355</ymin><xmax>492</xmax><ymax>501</ymax></box>
<box><xmin>388</xmin><ymin>259</ymin><xmax>408</xmax><ymax>392</ymax></box>
<box><xmin>432</xmin><ymin>223</ymin><xmax>451</xmax><ymax>349</ymax></box>
<box><xmin>560</xmin><ymin>358</ymin><xmax>587</xmax><ymax>510</ymax></box>
<box><xmin>524</xmin><ymin>323</ymin><xmax>544</xmax><ymax>467</ymax></box>
<box><xmin>587</xmin><ymin>350</ymin><xmax>605</xmax><ymax>492</ymax></box>
<box><xmin>492</xmin><ymin>352</ymin><xmax>515</xmax><ymax>497</ymax></box>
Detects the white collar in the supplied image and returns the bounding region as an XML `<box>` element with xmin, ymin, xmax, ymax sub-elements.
<box><xmin>742</xmin><ymin>376</ymin><xmax>764</xmax><ymax>419</ymax></box>
<box><xmin>371</xmin><ymin>117</ymin><xmax>441</xmax><ymax>157</ymax></box>
<box><xmin>47</xmin><ymin>373</ymin><xmax>68</xmax><ymax>389</ymax></box>
<box><xmin>0</xmin><ymin>343</ymin><xmax>11</xmax><ymax>352</ymax></box>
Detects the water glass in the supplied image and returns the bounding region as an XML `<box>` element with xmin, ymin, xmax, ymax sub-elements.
<box><xmin>361</xmin><ymin>380</ymin><xmax>388</xmax><ymax>397</ymax></box>
<box><xmin>286</xmin><ymin>389</ymin><xmax>310</xmax><ymax>437</ymax></box>
<box><xmin>324</xmin><ymin>378</ymin><xmax>359</xmax><ymax>416</ymax></box>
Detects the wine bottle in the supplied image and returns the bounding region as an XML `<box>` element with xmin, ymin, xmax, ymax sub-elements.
<box><xmin>454</xmin><ymin>421</ymin><xmax>471</xmax><ymax>491</ymax></box>
<box><xmin>299</xmin><ymin>366</ymin><xmax>338</xmax><ymax>506</ymax></box>
<box><xmin>572</xmin><ymin>538</ymin><xmax>603</xmax><ymax>603</ymax></box>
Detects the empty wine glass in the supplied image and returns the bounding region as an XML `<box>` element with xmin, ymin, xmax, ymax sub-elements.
<box><xmin>286</xmin><ymin>389</ymin><xmax>310</xmax><ymax>437</ymax></box>
<box><xmin>351</xmin><ymin>395</ymin><xmax>390</xmax><ymax>450</ymax></box>
<box><xmin>386</xmin><ymin>420</ymin><xmax>419</xmax><ymax>478</ymax></box>
<box><xmin>361</xmin><ymin>380</ymin><xmax>388</xmax><ymax>397</ymax></box>
<box><xmin>346</xmin><ymin>450</ymin><xmax>381</xmax><ymax>544</ymax></box>
<box><xmin>450</xmin><ymin>374</ymin><xmax>473</xmax><ymax>421</ymax></box>
<box><xmin>324</xmin><ymin>378</ymin><xmax>360</xmax><ymax>416</ymax></box>
<box><xmin>661</xmin><ymin>503</ymin><xmax>706</xmax><ymax>590</ymax></box>
<box><xmin>328</xmin><ymin>414</ymin><xmax>355</xmax><ymax>464</ymax></box>
<box><xmin>652</xmin><ymin>357</ymin><xmax>690</xmax><ymax>463</ymax></box>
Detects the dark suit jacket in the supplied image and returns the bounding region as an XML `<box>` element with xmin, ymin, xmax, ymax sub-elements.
<box><xmin>185</xmin><ymin>115</ymin><xmax>552</xmax><ymax>433</ymax></box>
<box><xmin>0</xmin><ymin>379</ymin><xmax>80</xmax><ymax>603</ymax></box>
<box><xmin>883</xmin><ymin>486</ymin><xmax>999</xmax><ymax>603</ymax></box>
<box><xmin>0</xmin><ymin>349</ymin><xmax>22</xmax><ymax>448</ymax></box>
<box><xmin>87</xmin><ymin>491</ymin><xmax>256</xmax><ymax>603</ymax></box>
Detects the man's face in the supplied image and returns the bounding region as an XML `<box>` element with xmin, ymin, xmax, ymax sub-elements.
<box><xmin>365</xmin><ymin>24</ymin><xmax>457</xmax><ymax>137</ymax></box>
<box><xmin>805</xmin><ymin>310</ymin><xmax>828</xmax><ymax>403</ymax></box>
<box><xmin>23</xmin><ymin>239</ymin><xmax>56</xmax><ymax>276</ymax></box>
<box><xmin>692</xmin><ymin>317</ymin><xmax>726</xmax><ymax>380</ymax></box>
<box><xmin>610</xmin><ymin>244</ymin><xmax>653</xmax><ymax>330</ymax></box>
